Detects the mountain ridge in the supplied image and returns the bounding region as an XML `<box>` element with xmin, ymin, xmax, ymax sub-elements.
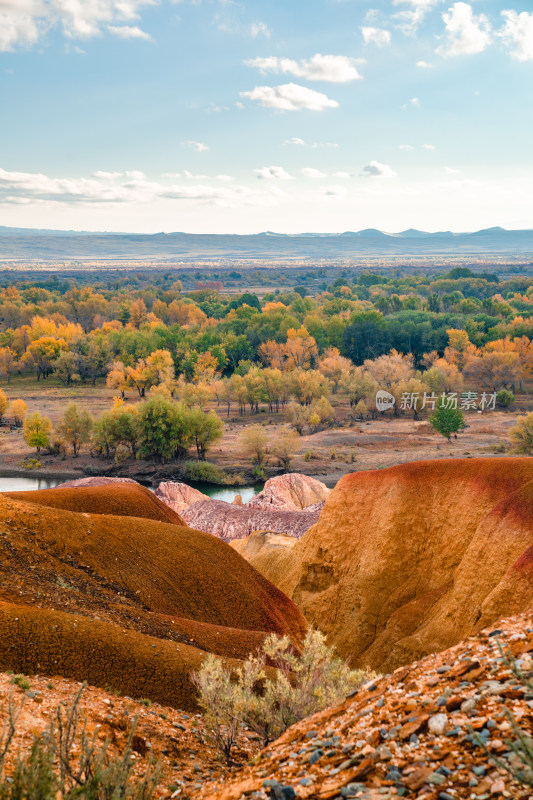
<box><xmin>1</xmin><ymin>225</ymin><xmax>533</xmax><ymax>261</ymax></box>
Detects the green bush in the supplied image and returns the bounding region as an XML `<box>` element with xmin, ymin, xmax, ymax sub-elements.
<box><xmin>192</xmin><ymin>629</ymin><xmax>375</xmax><ymax>761</ymax></box>
<box><xmin>252</xmin><ymin>465</ymin><xmax>266</xmax><ymax>482</ymax></box>
<box><xmin>183</xmin><ymin>460</ymin><xmax>229</xmax><ymax>485</ymax></box>
<box><xmin>496</xmin><ymin>389</ymin><xmax>515</xmax><ymax>407</ymax></box>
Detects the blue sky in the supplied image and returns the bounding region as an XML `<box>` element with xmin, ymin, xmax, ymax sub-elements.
<box><xmin>0</xmin><ymin>0</ymin><xmax>532</xmax><ymax>233</ymax></box>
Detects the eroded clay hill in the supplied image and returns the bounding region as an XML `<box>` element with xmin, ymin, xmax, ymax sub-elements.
<box><xmin>244</xmin><ymin>458</ymin><xmax>533</xmax><ymax>672</ymax></box>
<box><xmin>0</xmin><ymin>490</ymin><xmax>306</xmax><ymax>709</ymax></box>
<box><xmin>5</xmin><ymin>482</ymin><xmax>185</xmax><ymax>525</ymax></box>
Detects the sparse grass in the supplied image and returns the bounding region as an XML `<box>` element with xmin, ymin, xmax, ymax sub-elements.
<box><xmin>0</xmin><ymin>685</ymin><xmax>161</xmax><ymax>800</ymax></box>
<box><xmin>10</xmin><ymin>674</ymin><xmax>30</xmax><ymax>692</ymax></box>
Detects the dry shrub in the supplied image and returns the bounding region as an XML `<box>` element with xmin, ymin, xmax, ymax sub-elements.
<box><xmin>192</xmin><ymin>629</ymin><xmax>375</xmax><ymax>761</ymax></box>
<box><xmin>0</xmin><ymin>685</ymin><xmax>160</xmax><ymax>800</ymax></box>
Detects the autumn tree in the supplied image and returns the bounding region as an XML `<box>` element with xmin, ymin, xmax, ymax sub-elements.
<box><xmin>510</xmin><ymin>413</ymin><xmax>533</xmax><ymax>455</ymax></box>
<box><xmin>53</xmin><ymin>351</ymin><xmax>80</xmax><ymax>386</ymax></box>
<box><xmin>0</xmin><ymin>389</ymin><xmax>8</xmax><ymax>424</ymax></box>
<box><xmin>56</xmin><ymin>403</ymin><xmax>93</xmax><ymax>456</ymax></box>
<box><xmin>270</xmin><ymin>427</ymin><xmax>300</xmax><ymax>471</ymax></box>
<box><xmin>8</xmin><ymin>398</ymin><xmax>27</xmax><ymax>427</ymax></box>
<box><xmin>22</xmin><ymin>336</ymin><xmax>68</xmax><ymax>380</ymax></box>
<box><xmin>318</xmin><ymin>348</ymin><xmax>352</xmax><ymax>393</ymax></box>
<box><xmin>284</xmin><ymin>327</ymin><xmax>318</xmax><ymax>370</ymax></box>
<box><xmin>23</xmin><ymin>411</ymin><xmax>52</xmax><ymax>454</ymax></box>
<box><xmin>444</xmin><ymin>328</ymin><xmax>472</xmax><ymax>370</ymax></box>
<box><xmin>240</xmin><ymin>424</ymin><xmax>268</xmax><ymax>466</ymax></box>
<box><xmin>463</xmin><ymin>350</ymin><xmax>520</xmax><ymax>392</ymax></box>
<box><xmin>0</xmin><ymin>347</ymin><xmax>16</xmax><ymax>383</ymax></box>
<box><xmin>106</xmin><ymin>360</ymin><xmax>129</xmax><ymax>397</ymax></box>
<box><xmin>193</xmin><ymin>351</ymin><xmax>220</xmax><ymax>384</ymax></box>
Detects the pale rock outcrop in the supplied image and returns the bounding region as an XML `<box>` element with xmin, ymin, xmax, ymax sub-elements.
<box><xmin>182</xmin><ymin>499</ymin><xmax>320</xmax><ymax>542</ymax></box>
<box><xmin>155</xmin><ymin>482</ymin><xmax>208</xmax><ymax>515</ymax></box>
<box><xmin>247</xmin><ymin>473</ymin><xmax>330</xmax><ymax>511</ymax></box>
<box><xmin>56</xmin><ymin>477</ymin><xmax>139</xmax><ymax>489</ymax></box>
<box><xmin>231</xmin><ymin>531</ymin><xmax>297</xmax><ymax>578</ymax></box>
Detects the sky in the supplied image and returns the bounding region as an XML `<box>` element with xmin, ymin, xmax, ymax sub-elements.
<box><xmin>0</xmin><ymin>0</ymin><xmax>532</xmax><ymax>234</ymax></box>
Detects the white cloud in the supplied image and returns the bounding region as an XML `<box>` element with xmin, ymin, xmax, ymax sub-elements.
<box><xmin>437</xmin><ymin>2</ymin><xmax>492</xmax><ymax>57</ymax></box>
<box><xmin>245</xmin><ymin>54</ymin><xmax>362</xmax><ymax>83</ymax></box>
<box><xmin>183</xmin><ymin>141</ymin><xmax>209</xmax><ymax>152</ymax></box>
<box><xmin>416</xmin><ymin>59</ymin><xmax>433</xmax><ymax>67</ymax></box>
<box><xmin>0</xmin><ymin>0</ymin><xmax>156</xmax><ymax>50</ymax></box>
<box><xmin>241</xmin><ymin>83</ymin><xmax>339</xmax><ymax>111</ymax></box>
<box><xmin>0</xmin><ymin>165</ymin><xmax>281</xmax><ymax>209</ymax></box>
<box><xmin>216</xmin><ymin>16</ymin><xmax>272</xmax><ymax>39</ymax></box>
<box><xmin>361</xmin><ymin>26</ymin><xmax>391</xmax><ymax>46</ymax></box>
<box><xmin>422</xmin><ymin>143</ymin><xmax>436</xmax><ymax>150</ymax></box>
<box><xmin>445</xmin><ymin>166</ymin><xmax>462</xmax><ymax>174</ymax></box>
<box><xmin>393</xmin><ymin>0</ymin><xmax>443</xmax><ymax>33</ymax></box>
<box><xmin>499</xmin><ymin>10</ymin><xmax>533</xmax><ymax>62</ymax></box>
<box><xmin>107</xmin><ymin>25</ymin><xmax>152</xmax><ymax>40</ymax></box>
<box><xmin>333</xmin><ymin>171</ymin><xmax>351</xmax><ymax>178</ymax></box>
<box><xmin>93</xmin><ymin>170</ymin><xmax>123</xmax><ymax>179</ymax></box>
<box><xmin>302</xmin><ymin>168</ymin><xmax>327</xmax><ymax>179</ymax></box>
<box><xmin>360</xmin><ymin>161</ymin><xmax>397</xmax><ymax>178</ymax></box>
<box><xmin>402</xmin><ymin>97</ymin><xmax>420</xmax><ymax>109</ymax></box>
<box><xmin>399</xmin><ymin>144</ymin><xmax>414</xmax><ymax>150</ymax></box>
<box><xmin>254</xmin><ymin>166</ymin><xmax>294</xmax><ymax>180</ymax></box>
<box><xmin>283</xmin><ymin>137</ymin><xmax>339</xmax><ymax>148</ymax></box>
<box><xmin>250</xmin><ymin>21</ymin><xmax>270</xmax><ymax>38</ymax></box>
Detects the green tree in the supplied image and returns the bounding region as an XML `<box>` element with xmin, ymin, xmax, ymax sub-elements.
<box><xmin>137</xmin><ymin>396</ymin><xmax>193</xmax><ymax>462</ymax></box>
<box><xmin>56</xmin><ymin>403</ymin><xmax>93</xmax><ymax>456</ymax></box>
<box><xmin>429</xmin><ymin>400</ymin><xmax>465</xmax><ymax>441</ymax></box>
<box><xmin>23</xmin><ymin>411</ymin><xmax>53</xmax><ymax>454</ymax></box>
<box><xmin>188</xmin><ymin>408</ymin><xmax>224</xmax><ymax>460</ymax></box>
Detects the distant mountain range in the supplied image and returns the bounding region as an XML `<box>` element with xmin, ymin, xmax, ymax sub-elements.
<box><xmin>1</xmin><ymin>225</ymin><xmax>533</xmax><ymax>261</ymax></box>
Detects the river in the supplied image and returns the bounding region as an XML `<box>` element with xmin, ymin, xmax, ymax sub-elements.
<box><xmin>0</xmin><ymin>475</ymin><xmax>261</xmax><ymax>503</ymax></box>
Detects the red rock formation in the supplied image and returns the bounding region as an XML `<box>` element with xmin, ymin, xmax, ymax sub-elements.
<box><xmin>154</xmin><ymin>481</ymin><xmax>208</xmax><ymax>515</ymax></box>
<box><xmin>249</xmin><ymin>458</ymin><xmax>533</xmax><ymax>672</ymax></box>
<box><xmin>247</xmin><ymin>473</ymin><xmax>330</xmax><ymax>511</ymax></box>
<box><xmin>0</xmin><ymin>490</ymin><xmax>306</xmax><ymax>709</ymax></box>
<box><xmin>181</xmin><ymin>498</ymin><xmax>320</xmax><ymax>542</ymax></box>
<box><xmin>6</xmin><ymin>482</ymin><xmax>185</xmax><ymax>525</ymax></box>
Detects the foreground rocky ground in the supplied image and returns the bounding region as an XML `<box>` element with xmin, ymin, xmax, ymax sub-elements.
<box><xmin>2</xmin><ymin>611</ymin><xmax>533</xmax><ymax>800</ymax></box>
<box><xmin>194</xmin><ymin>612</ymin><xmax>533</xmax><ymax>800</ymax></box>
<box><xmin>0</xmin><ymin>671</ymin><xmax>261</xmax><ymax>797</ymax></box>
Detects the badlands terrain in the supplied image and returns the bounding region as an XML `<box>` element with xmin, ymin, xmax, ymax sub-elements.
<box><xmin>1</xmin><ymin>461</ymin><xmax>533</xmax><ymax>798</ymax></box>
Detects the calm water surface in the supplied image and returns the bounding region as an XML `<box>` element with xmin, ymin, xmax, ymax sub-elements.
<box><xmin>0</xmin><ymin>476</ymin><xmax>261</xmax><ymax>503</ymax></box>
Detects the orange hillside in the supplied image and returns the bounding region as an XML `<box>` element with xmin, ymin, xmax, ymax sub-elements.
<box><xmin>5</xmin><ymin>482</ymin><xmax>185</xmax><ymax>525</ymax></box>
<box><xmin>243</xmin><ymin>457</ymin><xmax>533</xmax><ymax>672</ymax></box>
<box><xmin>0</xmin><ymin>490</ymin><xmax>306</xmax><ymax>709</ymax></box>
